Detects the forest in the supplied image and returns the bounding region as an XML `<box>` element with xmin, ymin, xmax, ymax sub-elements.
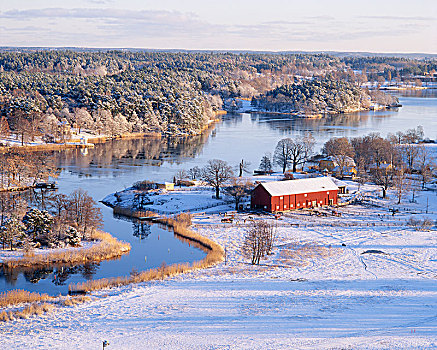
<box><xmin>0</xmin><ymin>50</ymin><xmax>434</xmax><ymax>138</ymax></box>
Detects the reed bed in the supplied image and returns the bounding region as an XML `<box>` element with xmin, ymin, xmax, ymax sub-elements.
<box><xmin>61</xmin><ymin>295</ymin><xmax>92</xmax><ymax>307</ymax></box>
<box><xmin>1</xmin><ymin>230</ymin><xmax>131</xmax><ymax>270</ymax></box>
<box><xmin>0</xmin><ymin>303</ymin><xmax>54</xmax><ymax>321</ymax></box>
<box><xmin>0</xmin><ymin>290</ymin><xmax>53</xmax><ymax>308</ymax></box>
<box><xmin>0</xmin><ymin>290</ymin><xmax>94</xmax><ymax>322</ymax></box>
<box><xmin>69</xmin><ymin>210</ymin><xmax>224</xmax><ymax>293</ymax></box>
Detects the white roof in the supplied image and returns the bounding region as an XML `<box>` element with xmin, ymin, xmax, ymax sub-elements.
<box><xmin>259</xmin><ymin>177</ymin><xmax>339</xmax><ymax>197</ymax></box>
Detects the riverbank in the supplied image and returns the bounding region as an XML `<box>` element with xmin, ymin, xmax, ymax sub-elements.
<box><xmin>0</xmin><ymin>111</ymin><xmax>226</xmax><ymax>153</ymax></box>
<box><xmin>246</xmin><ymin>104</ymin><xmax>401</xmax><ymax>117</ymax></box>
<box><xmin>0</xmin><ymin>230</ymin><xmax>131</xmax><ymax>270</ymax></box>
<box><xmin>0</xmin><ymin>131</ymin><xmax>161</xmax><ymax>153</ymax></box>
<box><xmin>68</xmin><ymin>210</ymin><xmax>224</xmax><ymax>293</ymax></box>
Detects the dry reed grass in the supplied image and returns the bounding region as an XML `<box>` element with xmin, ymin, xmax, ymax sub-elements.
<box><xmin>1</xmin><ymin>230</ymin><xmax>131</xmax><ymax>269</ymax></box>
<box><xmin>0</xmin><ymin>303</ymin><xmax>54</xmax><ymax>321</ymax></box>
<box><xmin>69</xmin><ymin>211</ymin><xmax>224</xmax><ymax>293</ymax></box>
<box><xmin>0</xmin><ymin>291</ymin><xmax>93</xmax><ymax>322</ymax></box>
<box><xmin>62</xmin><ymin>295</ymin><xmax>91</xmax><ymax>307</ymax></box>
<box><xmin>0</xmin><ymin>290</ymin><xmax>52</xmax><ymax>308</ymax></box>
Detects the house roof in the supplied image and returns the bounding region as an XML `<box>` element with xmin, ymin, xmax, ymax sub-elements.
<box><xmin>320</xmin><ymin>156</ymin><xmax>356</xmax><ymax>167</ymax></box>
<box><xmin>330</xmin><ymin>177</ymin><xmax>348</xmax><ymax>188</ymax></box>
<box><xmin>258</xmin><ymin>177</ymin><xmax>339</xmax><ymax>197</ymax></box>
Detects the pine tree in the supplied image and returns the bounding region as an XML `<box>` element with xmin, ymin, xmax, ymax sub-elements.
<box><xmin>65</xmin><ymin>227</ymin><xmax>82</xmax><ymax>247</ymax></box>
<box><xmin>22</xmin><ymin>208</ymin><xmax>54</xmax><ymax>245</ymax></box>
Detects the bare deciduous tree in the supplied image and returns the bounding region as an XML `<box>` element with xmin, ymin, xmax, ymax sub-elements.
<box><xmin>188</xmin><ymin>166</ymin><xmax>201</xmax><ymax>180</ymax></box>
<box><xmin>259</xmin><ymin>153</ymin><xmax>272</xmax><ymax>174</ymax></box>
<box><xmin>224</xmin><ymin>178</ymin><xmax>253</xmax><ymax>210</ymax></box>
<box><xmin>238</xmin><ymin>159</ymin><xmax>251</xmax><ymax>177</ymax></box>
<box><xmin>73</xmin><ymin>108</ymin><xmax>93</xmax><ymax>134</ymax></box>
<box><xmin>242</xmin><ymin>220</ymin><xmax>276</xmax><ymax>265</ymax></box>
<box><xmin>371</xmin><ymin>167</ymin><xmax>394</xmax><ymax>199</ymax></box>
<box><xmin>273</xmin><ymin>134</ymin><xmax>315</xmax><ymax>173</ymax></box>
<box><xmin>322</xmin><ymin>137</ymin><xmax>355</xmax><ymax>178</ymax></box>
<box><xmin>175</xmin><ymin>169</ymin><xmax>187</xmax><ymax>187</ymax></box>
<box><xmin>201</xmin><ymin>159</ymin><xmax>233</xmax><ymax>199</ymax></box>
<box><xmin>416</xmin><ymin>145</ymin><xmax>436</xmax><ymax>189</ymax></box>
<box><xmin>393</xmin><ymin>168</ymin><xmax>410</xmax><ymax>204</ymax></box>
<box><xmin>66</xmin><ymin>189</ymin><xmax>103</xmax><ymax>237</ymax></box>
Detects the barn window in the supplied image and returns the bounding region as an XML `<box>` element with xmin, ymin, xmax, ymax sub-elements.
<box><xmin>280</xmin><ymin>196</ymin><xmax>283</xmax><ymax>200</ymax></box>
<box><xmin>327</xmin><ymin>191</ymin><xmax>329</xmax><ymax>194</ymax></box>
<box><xmin>302</xmin><ymin>203</ymin><xmax>306</xmax><ymax>206</ymax></box>
<box><xmin>290</xmin><ymin>204</ymin><xmax>293</xmax><ymax>207</ymax></box>
<box><xmin>284</xmin><ymin>205</ymin><xmax>287</xmax><ymax>208</ymax></box>
<box><xmin>276</xmin><ymin>206</ymin><xmax>280</xmax><ymax>210</ymax></box>
<box><xmin>304</xmin><ymin>194</ymin><xmax>307</xmax><ymax>197</ymax></box>
<box><xmin>297</xmin><ymin>203</ymin><xmax>300</xmax><ymax>206</ymax></box>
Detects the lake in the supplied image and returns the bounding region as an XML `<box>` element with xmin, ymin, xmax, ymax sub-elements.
<box><xmin>1</xmin><ymin>89</ymin><xmax>436</xmax><ymax>295</ymax></box>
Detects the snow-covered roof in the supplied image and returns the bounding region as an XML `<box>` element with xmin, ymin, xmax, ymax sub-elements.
<box><xmin>258</xmin><ymin>177</ymin><xmax>339</xmax><ymax>197</ymax></box>
<box><xmin>330</xmin><ymin>177</ymin><xmax>348</xmax><ymax>188</ymax></box>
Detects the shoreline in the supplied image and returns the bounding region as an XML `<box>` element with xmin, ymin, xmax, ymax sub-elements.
<box><xmin>0</xmin><ymin>111</ymin><xmax>226</xmax><ymax>154</ymax></box>
<box><xmin>0</xmin><ymin>131</ymin><xmax>161</xmax><ymax>153</ymax></box>
<box><xmin>0</xmin><ymin>230</ymin><xmax>131</xmax><ymax>270</ymax></box>
<box><xmin>242</xmin><ymin>104</ymin><xmax>401</xmax><ymax>118</ymax></box>
<box><xmin>68</xmin><ymin>208</ymin><xmax>224</xmax><ymax>293</ymax></box>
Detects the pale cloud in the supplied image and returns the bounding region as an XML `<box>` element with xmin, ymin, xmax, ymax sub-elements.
<box><xmin>359</xmin><ymin>15</ymin><xmax>436</xmax><ymax>22</ymax></box>
<box><xmin>0</xmin><ymin>5</ymin><xmax>435</xmax><ymax>52</ymax></box>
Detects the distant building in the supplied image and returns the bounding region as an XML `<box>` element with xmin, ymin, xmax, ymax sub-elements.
<box><xmin>251</xmin><ymin>177</ymin><xmax>339</xmax><ymax>213</ymax></box>
<box><xmin>369</xmin><ymin>162</ymin><xmax>393</xmax><ymax>173</ymax></box>
<box><xmin>319</xmin><ymin>156</ymin><xmax>356</xmax><ymax>179</ymax></box>
<box><xmin>319</xmin><ymin>156</ymin><xmax>356</xmax><ymax>171</ymax></box>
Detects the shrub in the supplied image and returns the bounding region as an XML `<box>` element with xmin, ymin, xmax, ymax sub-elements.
<box><xmin>175</xmin><ymin>212</ymin><xmax>192</xmax><ymax>227</ymax></box>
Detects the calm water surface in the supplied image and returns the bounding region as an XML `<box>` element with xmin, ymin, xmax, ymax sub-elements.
<box><xmin>1</xmin><ymin>90</ymin><xmax>436</xmax><ymax>294</ymax></box>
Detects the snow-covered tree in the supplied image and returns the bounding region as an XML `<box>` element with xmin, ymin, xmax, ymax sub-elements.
<box><xmin>0</xmin><ymin>216</ymin><xmax>26</xmax><ymax>250</ymax></box>
<box><xmin>65</xmin><ymin>227</ymin><xmax>82</xmax><ymax>247</ymax></box>
<box><xmin>22</xmin><ymin>208</ymin><xmax>54</xmax><ymax>244</ymax></box>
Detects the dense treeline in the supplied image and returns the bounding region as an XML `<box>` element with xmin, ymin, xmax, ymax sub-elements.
<box><xmin>252</xmin><ymin>79</ymin><xmax>368</xmax><ymax>114</ymax></box>
<box><xmin>0</xmin><ymin>51</ymin><xmax>433</xmax><ymax>138</ymax></box>
<box><xmin>251</xmin><ymin>78</ymin><xmax>399</xmax><ymax>114</ymax></box>
<box><xmin>342</xmin><ymin>56</ymin><xmax>437</xmax><ymax>82</ymax></box>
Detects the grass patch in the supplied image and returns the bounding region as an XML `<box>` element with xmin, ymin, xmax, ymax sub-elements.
<box><xmin>0</xmin><ymin>302</ymin><xmax>55</xmax><ymax>322</ymax></box>
<box><xmin>0</xmin><ymin>290</ymin><xmax>93</xmax><ymax>322</ymax></box>
<box><xmin>0</xmin><ymin>290</ymin><xmax>53</xmax><ymax>308</ymax></box>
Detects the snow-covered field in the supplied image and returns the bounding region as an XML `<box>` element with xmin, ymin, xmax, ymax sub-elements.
<box><xmin>1</xmin><ymin>181</ymin><xmax>436</xmax><ymax>349</ymax></box>
<box><xmin>103</xmin><ymin>187</ymin><xmax>232</xmax><ymax>214</ymax></box>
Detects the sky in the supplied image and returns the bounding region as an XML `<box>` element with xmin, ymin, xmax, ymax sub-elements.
<box><xmin>0</xmin><ymin>0</ymin><xmax>436</xmax><ymax>53</ymax></box>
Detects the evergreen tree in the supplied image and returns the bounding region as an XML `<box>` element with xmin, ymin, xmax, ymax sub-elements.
<box><xmin>65</xmin><ymin>227</ymin><xmax>81</xmax><ymax>247</ymax></box>
<box><xmin>22</xmin><ymin>208</ymin><xmax>54</xmax><ymax>244</ymax></box>
<box><xmin>0</xmin><ymin>216</ymin><xmax>26</xmax><ymax>250</ymax></box>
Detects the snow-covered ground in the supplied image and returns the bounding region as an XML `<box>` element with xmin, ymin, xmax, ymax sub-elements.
<box><xmin>103</xmin><ymin>187</ymin><xmax>232</xmax><ymax>214</ymax></box>
<box><xmin>1</xmin><ymin>181</ymin><xmax>436</xmax><ymax>349</ymax></box>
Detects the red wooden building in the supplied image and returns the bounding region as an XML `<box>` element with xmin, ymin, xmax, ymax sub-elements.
<box><xmin>251</xmin><ymin>177</ymin><xmax>339</xmax><ymax>212</ymax></box>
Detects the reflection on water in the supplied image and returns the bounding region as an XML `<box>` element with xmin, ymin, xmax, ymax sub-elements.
<box><xmin>53</xmin><ymin>129</ymin><xmax>213</xmax><ymax>178</ymax></box>
<box><xmin>1</xmin><ymin>92</ymin><xmax>436</xmax><ymax>295</ymax></box>
<box><xmin>1</xmin><ymin>261</ymin><xmax>100</xmax><ymax>287</ymax></box>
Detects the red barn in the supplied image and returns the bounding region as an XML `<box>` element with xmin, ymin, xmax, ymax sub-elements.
<box><xmin>251</xmin><ymin>177</ymin><xmax>339</xmax><ymax>212</ymax></box>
